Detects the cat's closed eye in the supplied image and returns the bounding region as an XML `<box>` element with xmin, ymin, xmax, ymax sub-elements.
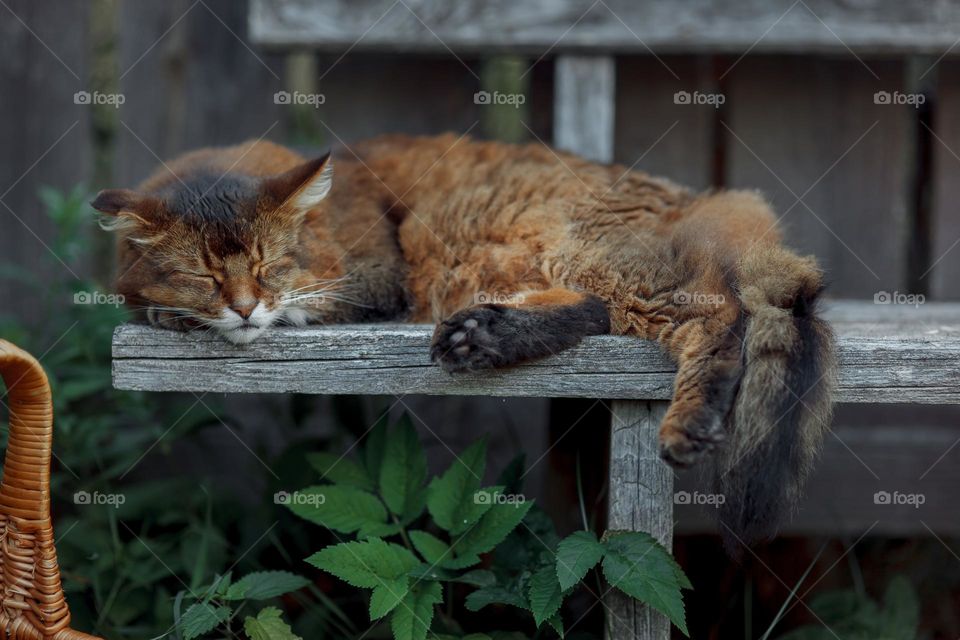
<box><xmin>169</xmin><ymin>271</ymin><xmax>219</xmax><ymax>289</ymax></box>
<box><xmin>258</xmin><ymin>258</ymin><xmax>295</xmax><ymax>279</ymax></box>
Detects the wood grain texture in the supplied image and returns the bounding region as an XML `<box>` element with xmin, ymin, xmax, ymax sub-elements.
<box><xmin>250</xmin><ymin>0</ymin><xmax>960</xmax><ymax>54</ymax></box>
<box><xmin>554</xmin><ymin>55</ymin><xmax>615</xmax><ymax>162</ymax></box>
<box><xmin>606</xmin><ymin>400</ymin><xmax>672</xmax><ymax>640</ymax></box>
<box><xmin>615</xmin><ymin>56</ymin><xmax>715</xmax><ymax>191</ymax></box>
<box><xmin>112</xmin><ymin>301</ymin><xmax>960</xmax><ymax>402</ymax></box>
<box><xmin>725</xmin><ymin>57</ymin><xmax>911</xmax><ymax>297</ymax></box>
<box><xmin>930</xmin><ymin>60</ymin><xmax>960</xmax><ymax>299</ymax></box>
<box><xmin>0</xmin><ymin>0</ymin><xmax>92</xmax><ymax>322</ymax></box>
<box><xmin>116</xmin><ymin>0</ymin><xmax>286</xmax><ymax>188</ymax></box>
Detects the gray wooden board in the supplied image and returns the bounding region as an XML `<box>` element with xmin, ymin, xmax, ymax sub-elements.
<box><xmin>116</xmin><ymin>0</ymin><xmax>287</xmax><ymax>188</ymax></box>
<box><xmin>0</xmin><ymin>0</ymin><xmax>92</xmax><ymax>323</ymax></box>
<box><xmin>606</xmin><ymin>400</ymin><xmax>672</xmax><ymax>640</ymax></box>
<box><xmin>930</xmin><ymin>61</ymin><xmax>960</xmax><ymax>299</ymax></box>
<box><xmin>726</xmin><ymin>57</ymin><xmax>911</xmax><ymax>298</ymax></box>
<box><xmin>250</xmin><ymin>0</ymin><xmax>960</xmax><ymax>55</ymax></box>
<box><xmin>112</xmin><ymin>301</ymin><xmax>960</xmax><ymax>402</ymax></box>
<box><xmin>615</xmin><ymin>56</ymin><xmax>714</xmax><ymax>191</ymax></box>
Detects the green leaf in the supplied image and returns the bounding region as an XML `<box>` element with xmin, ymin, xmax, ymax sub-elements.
<box><xmin>370</xmin><ymin>576</ymin><xmax>410</xmax><ymax>620</ymax></box>
<box><xmin>225</xmin><ymin>571</ymin><xmax>311</xmax><ymax>601</ymax></box>
<box><xmin>285</xmin><ymin>485</ymin><xmax>387</xmax><ymax>535</ymax></box>
<box><xmin>243</xmin><ymin>607</ymin><xmax>303</xmax><ymax>640</ymax></box>
<box><xmin>307</xmin><ymin>538</ymin><xmax>419</xmax><ymax>589</ymax></box>
<box><xmin>380</xmin><ymin>415</ymin><xmax>428</xmax><ymax>518</ymax></box>
<box><xmin>546</xmin><ymin>614</ymin><xmax>564</xmax><ymax>638</ymax></box>
<box><xmin>556</xmin><ymin>531</ymin><xmax>605</xmax><ymax>590</ymax></box>
<box><xmin>180</xmin><ymin>602</ymin><xmax>232</xmax><ymax>640</ymax></box>
<box><xmin>391</xmin><ymin>581</ymin><xmax>442</xmax><ymax>640</ymax></box>
<box><xmin>601</xmin><ymin>532</ymin><xmax>691</xmax><ymax>636</ymax></box>
<box><xmin>364</xmin><ymin>412</ymin><xmax>389</xmax><ymax>479</ymax></box>
<box><xmin>528</xmin><ymin>566</ymin><xmax>563</xmax><ymax>627</ymax></box>
<box><xmin>427</xmin><ymin>439</ymin><xmax>489</xmax><ymax>535</ymax></box>
<box><xmin>454</xmin><ymin>499</ymin><xmax>532</xmax><ymax>559</ymax></box>
<box><xmin>465</xmin><ymin>586</ymin><xmax>529</xmax><ymax>612</ymax></box>
<box><xmin>307</xmin><ymin>451</ymin><xmax>375</xmax><ymax>491</ymax></box>
<box><xmin>409</xmin><ymin>530</ymin><xmax>452</xmax><ymax>565</ymax></box>
<box><xmin>455</xmin><ymin>570</ymin><xmax>497</xmax><ymax>588</ymax></box>
<box><xmin>408</xmin><ymin>564</ymin><xmax>458</xmax><ymax>582</ymax></box>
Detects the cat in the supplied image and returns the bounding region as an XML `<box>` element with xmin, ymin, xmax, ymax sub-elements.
<box><xmin>93</xmin><ymin>134</ymin><xmax>836</xmax><ymax>549</ymax></box>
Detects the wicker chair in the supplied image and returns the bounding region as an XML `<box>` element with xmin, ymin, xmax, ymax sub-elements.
<box><xmin>0</xmin><ymin>340</ymin><xmax>101</xmax><ymax>639</ymax></box>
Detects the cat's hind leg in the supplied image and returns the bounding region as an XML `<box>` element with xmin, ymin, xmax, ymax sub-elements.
<box><xmin>430</xmin><ymin>288</ymin><xmax>610</xmax><ymax>372</ymax></box>
<box><xmin>656</xmin><ymin>311</ymin><xmax>744</xmax><ymax>467</ymax></box>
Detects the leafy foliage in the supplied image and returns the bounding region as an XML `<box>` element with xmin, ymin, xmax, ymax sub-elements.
<box><xmin>174</xmin><ymin>571</ymin><xmax>309</xmax><ymax>640</ymax></box>
<box><xmin>290</xmin><ymin>413</ymin><xmax>692</xmax><ymax>638</ymax></box>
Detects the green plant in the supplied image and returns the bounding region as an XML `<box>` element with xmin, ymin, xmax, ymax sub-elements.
<box><xmin>174</xmin><ymin>570</ymin><xmax>311</xmax><ymax>640</ymax></box>
<box><xmin>288</xmin><ymin>413</ymin><xmax>692</xmax><ymax>639</ymax></box>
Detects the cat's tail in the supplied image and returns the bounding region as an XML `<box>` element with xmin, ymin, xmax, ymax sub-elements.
<box><xmin>716</xmin><ymin>245</ymin><xmax>836</xmax><ymax>552</ymax></box>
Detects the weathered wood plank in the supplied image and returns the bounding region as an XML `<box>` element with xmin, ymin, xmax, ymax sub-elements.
<box><xmin>554</xmin><ymin>55</ymin><xmax>615</xmax><ymax>163</ymax></box>
<box><xmin>930</xmin><ymin>60</ymin><xmax>960</xmax><ymax>299</ymax></box>
<box><xmin>606</xmin><ymin>400</ymin><xmax>672</xmax><ymax>640</ymax></box>
<box><xmin>0</xmin><ymin>0</ymin><xmax>92</xmax><ymax>321</ymax></box>
<box><xmin>615</xmin><ymin>56</ymin><xmax>715</xmax><ymax>190</ymax></box>
<box><xmin>726</xmin><ymin>57</ymin><xmax>911</xmax><ymax>298</ymax></box>
<box><xmin>112</xmin><ymin>301</ymin><xmax>960</xmax><ymax>402</ymax></box>
<box><xmin>250</xmin><ymin>0</ymin><xmax>960</xmax><ymax>55</ymax></box>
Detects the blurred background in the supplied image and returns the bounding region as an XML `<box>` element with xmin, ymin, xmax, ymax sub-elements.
<box><xmin>1</xmin><ymin>0</ymin><xmax>959</xmax><ymax>638</ymax></box>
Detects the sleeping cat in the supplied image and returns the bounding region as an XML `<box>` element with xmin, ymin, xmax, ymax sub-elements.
<box><xmin>93</xmin><ymin>134</ymin><xmax>835</xmax><ymax>547</ymax></box>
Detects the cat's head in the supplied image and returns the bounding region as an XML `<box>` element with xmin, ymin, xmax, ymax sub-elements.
<box><xmin>93</xmin><ymin>154</ymin><xmax>334</xmax><ymax>344</ymax></box>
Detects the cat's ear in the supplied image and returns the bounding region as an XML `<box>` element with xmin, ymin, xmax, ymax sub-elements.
<box><xmin>91</xmin><ymin>189</ymin><xmax>160</xmax><ymax>232</ymax></box>
<box><xmin>262</xmin><ymin>152</ymin><xmax>333</xmax><ymax>217</ymax></box>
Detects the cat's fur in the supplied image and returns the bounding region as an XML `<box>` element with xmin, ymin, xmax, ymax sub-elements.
<box><xmin>94</xmin><ymin>134</ymin><xmax>836</xmax><ymax>548</ymax></box>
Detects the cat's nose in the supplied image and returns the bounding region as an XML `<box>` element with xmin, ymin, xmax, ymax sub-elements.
<box><xmin>230</xmin><ymin>301</ymin><xmax>257</xmax><ymax>319</ymax></box>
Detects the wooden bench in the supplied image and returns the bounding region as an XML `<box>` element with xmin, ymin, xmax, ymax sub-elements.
<box><xmin>108</xmin><ymin>2</ymin><xmax>960</xmax><ymax>637</ymax></box>
<box><xmin>112</xmin><ymin>301</ymin><xmax>960</xmax><ymax>638</ymax></box>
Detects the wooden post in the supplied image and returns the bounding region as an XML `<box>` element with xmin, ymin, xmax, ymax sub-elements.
<box><xmin>607</xmin><ymin>400</ymin><xmax>673</xmax><ymax>640</ymax></box>
<box><xmin>553</xmin><ymin>55</ymin><xmax>615</xmax><ymax>162</ymax></box>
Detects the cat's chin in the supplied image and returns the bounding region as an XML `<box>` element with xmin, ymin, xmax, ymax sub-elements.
<box><xmin>220</xmin><ymin>325</ymin><xmax>269</xmax><ymax>345</ymax></box>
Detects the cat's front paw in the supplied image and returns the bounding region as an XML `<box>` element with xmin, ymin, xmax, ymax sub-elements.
<box><xmin>430</xmin><ymin>306</ymin><xmax>510</xmax><ymax>372</ymax></box>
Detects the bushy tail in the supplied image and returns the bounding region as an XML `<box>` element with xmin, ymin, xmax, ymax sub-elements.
<box><xmin>715</xmin><ymin>246</ymin><xmax>836</xmax><ymax>552</ymax></box>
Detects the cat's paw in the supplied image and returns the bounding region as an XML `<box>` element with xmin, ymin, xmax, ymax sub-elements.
<box><xmin>658</xmin><ymin>409</ymin><xmax>727</xmax><ymax>468</ymax></box>
<box><xmin>430</xmin><ymin>306</ymin><xmax>510</xmax><ymax>372</ymax></box>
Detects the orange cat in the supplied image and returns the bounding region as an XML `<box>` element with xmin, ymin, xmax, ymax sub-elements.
<box><xmin>93</xmin><ymin>134</ymin><xmax>835</xmax><ymax>547</ymax></box>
